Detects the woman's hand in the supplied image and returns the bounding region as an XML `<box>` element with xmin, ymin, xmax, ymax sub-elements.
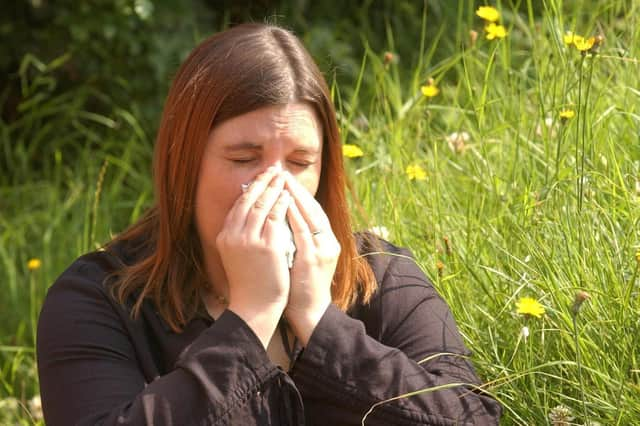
<box><xmin>283</xmin><ymin>172</ymin><xmax>340</xmax><ymax>346</ymax></box>
<box><xmin>216</xmin><ymin>167</ymin><xmax>292</xmax><ymax>348</ymax></box>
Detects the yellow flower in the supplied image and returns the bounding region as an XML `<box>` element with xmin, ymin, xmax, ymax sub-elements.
<box><xmin>421</xmin><ymin>83</ymin><xmax>439</xmax><ymax>98</ymax></box>
<box><xmin>564</xmin><ymin>31</ymin><xmax>597</xmax><ymax>52</ymax></box>
<box><xmin>574</xmin><ymin>36</ymin><xmax>596</xmax><ymax>51</ymax></box>
<box><xmin>476</xmin><ymin>6</ymin><xmax>500</xmax><ymax>22</ymax></box>
<box><xmin>405</xmin><ymin>164</ymin><xmax>427</xmax><ymax>181</ymax></box>
<box><xmin>485</xmin><ymin>23</ymin><xmax>507</xmax><ymax>40</ymax></box>
<box><xmin>635</xmin><ymin>249</ymin><xmax>640</xmax><ymax>263</ymax></box>
<box><xmin>516</xmin><ymin>297</ymin><xmax>546</xmax><ymax>318</ymax></box>
<box><xmin>342</xmin><ymin>144</ymin><xmax>364</xmax><ymax>158</ymax></box>
<box><xmin>563</xmin><ymin>31</ymin><xmax>577</xmax><ymax>45</ymax></box>
<box><xmin>27</xmin><ymin>258</ymin><xmax>42</xmax><ymax>271</ymax></box>
<box><xmin>559</xmin><ymin>109</ymin><xmax>575</xmax><ymax>120</ymax></box>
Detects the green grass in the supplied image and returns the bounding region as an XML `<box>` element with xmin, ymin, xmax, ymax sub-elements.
<box><xmin>2</xmin><ymin>1</ymin><xmax>640</xmax><ymax>424</ymax></box>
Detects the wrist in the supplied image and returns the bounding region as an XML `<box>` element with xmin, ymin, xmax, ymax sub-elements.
<box><xmin>285</xmin><ymin>302</ymin><xmax>330</xmax><ymax>346</ymax></box>
<box><xmin>228</xmin><ymin>302</ymin><xmax>286</xmax><ymax>349</ymax></box>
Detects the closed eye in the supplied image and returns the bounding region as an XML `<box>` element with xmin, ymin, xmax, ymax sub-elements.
<box><xmin>289</xmin><ymin>160</ymin><xmax>315</xmax><ymax>168</ymax></box>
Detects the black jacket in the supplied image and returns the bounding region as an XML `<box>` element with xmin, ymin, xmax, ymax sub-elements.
<box><xmin>37</xmin><ymin>235</ymin><xmax>501</xmax><ymax>425</ymax></box>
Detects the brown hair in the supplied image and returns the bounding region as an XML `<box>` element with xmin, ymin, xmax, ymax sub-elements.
<box><xmin>108</xmin><ymin>23</ymin><xmax>376</xmax><ymax>331</ymax></box>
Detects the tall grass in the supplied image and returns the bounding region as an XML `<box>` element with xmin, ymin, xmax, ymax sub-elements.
<box><xmin>2</xmin><ymin>0</ymin><xmax>640</xmax><ymax>424</ymax></box>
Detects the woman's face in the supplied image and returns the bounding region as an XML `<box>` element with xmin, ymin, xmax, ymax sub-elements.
<box><xmin>195</xmin><ymin>102</ymin><xmax>324</xmax><ymax>257</ymax></box>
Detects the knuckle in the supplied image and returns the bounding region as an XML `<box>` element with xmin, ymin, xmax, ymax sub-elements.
<box><xmin>241</xmin><ymin>235</ymin><xmax>258</xmax><ymax>248</ymax></box>
<box><xmin>266</xmin><ymin>211</ymin><xmax>280</xmax><ymax>222</ymax></box>
<box><xmin>317</xmin><ymin>249</ymin><xmax>335</xmax><ymax>263</ymax></box>
<box><xmin>254</xmin><ymin>244</ymin><xmax>272</xmax><ymax>255</ymax></box>
<box><xmin>238</xmin><ymin>193</ymin><xmax>252</xmax><ymax>205</ymax></box>
<box><xmin>253</xmin><ymin>199</ymin><xmax>266</xmax><ymax>210</ymax></box>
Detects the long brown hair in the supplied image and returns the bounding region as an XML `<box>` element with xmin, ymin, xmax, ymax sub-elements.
<box><xmin>108</xmin><ymin>23</ymin><xmax>376</xmax><ymax>331</ymax></box>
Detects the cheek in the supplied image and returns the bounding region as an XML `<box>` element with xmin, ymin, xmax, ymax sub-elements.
<box><xmin>194</xmin><ymin>164</ymin><xmax>242</xmax><ymax>247</ymax></box>
<box><xmin>297</xmin><ymin>162</ymin><xmax>323</xmax><ymax>196</ymax></box>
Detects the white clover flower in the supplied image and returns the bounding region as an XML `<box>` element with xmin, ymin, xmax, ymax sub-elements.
<box><xmin>446</xmin><ymin>131</ymin><xmax>470</xmax><ymax>154</ymax></box>
<box><xmin>548</xmin><ymin>404</ymin><xmax>574</xmax><ymax>425</ymax></box>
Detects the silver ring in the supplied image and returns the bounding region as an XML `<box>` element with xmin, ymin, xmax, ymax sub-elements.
<box><xmin>311</xmin><ymin>230</ymin><xmax>323</xmax><ymax>236</ymax></box>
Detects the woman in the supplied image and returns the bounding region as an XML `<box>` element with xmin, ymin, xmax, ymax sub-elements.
<box><xmin>37</xmin><ymin>23</ymin><xmax>501</xmax><ymax>425</ymax></box>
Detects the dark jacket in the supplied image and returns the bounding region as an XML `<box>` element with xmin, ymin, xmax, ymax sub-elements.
<box><xmin>37</xmin><ymin>234</ymin><xmax>501</xmax><ymax>425</ymax></box>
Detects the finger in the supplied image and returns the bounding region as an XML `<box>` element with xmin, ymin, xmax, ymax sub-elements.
<box><xmin>283</xmin><ymin>172</ymin><xmax>330</xmax><ymax>234</ymax></box>
<box><xmin>244</xmin><ymin>173</ymin><xmax>286</xmax><ymax>238</ymax></box>
<box><xmin>224</xmin><ymin>167</ymin><xmax>279</xmax><ymax>232</ymax></box>
<box><xmin>262</xmin><ymin>189</ymin><xmax>291</xmax><ymax>241</ymax></box>
<box><xmin>286</xmin><ymin>194</ymin><xmax>315</xmax><ymax>251</ymax></box>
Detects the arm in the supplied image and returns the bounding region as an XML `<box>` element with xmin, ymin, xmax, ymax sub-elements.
<box><xmin>290</xmin><ymin>249</ymin><xmax>502</xmax><ymax>425</ymax></box>
<box><xmin>36</xmin><ymin>257</ymin><xmax>278</xmax><ymax>426</ymax></box>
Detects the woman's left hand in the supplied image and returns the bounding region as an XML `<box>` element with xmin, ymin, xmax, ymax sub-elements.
<box><xmin>283</xmin><ymin>172</ymin><xmax>341</xmax><ymax>346</ymax></box>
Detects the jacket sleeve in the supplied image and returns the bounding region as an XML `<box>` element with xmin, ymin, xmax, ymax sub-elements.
<box><xmin>290</xmin><ymin>248</ymin><xmax>502</xmax><ymax>425</ymax></box>
<box><xmin>36</xmin><ymin>257</ymin><xmax>277</xmax><ymax>426</ymax></box>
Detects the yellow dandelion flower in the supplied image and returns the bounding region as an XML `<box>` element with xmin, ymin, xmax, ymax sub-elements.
<box><xmin>485</xmin><ymin>23</ymin><xmax>507</xmax><ymax>40</ymax></box>
<box><xmin>559</xmin><ymin>109</ymin><xmax>575</xmax><ymax>120</ymax></box>
<box><xmin>421</xmin><ymin>83</ymin><xmax>439</xmax><ymax>98</ymax></box>
<box><xmin>342</xmin><ymin>144</ymin><xmax>364</xmax><ymax>158</ymax></box>
<box><xmin>563</xmin><ymin>31</ymin><xmax>577</xmax><ymax>46</ymax></box>
<box><xmin>405</xmin><ymin>164</ymin><xmax>427</xmax><ymax>181</ymax></box>
<box><xmin>635</xmin><ymin>249</ymin><xmax>640</xmax><ymax>263</ymax></box>
<box><xmin>516</xmin><ymin>297</ymin><xmax>545</xmax><ymax>318</ymax></box>
<box><xmin>476</xmin><ymin>6</ymin><xmax>500</xmax><ymax>23</ymax></box>
<box><xmin>574</xmin><ymin>36</ymin><xmax>596</xmax><ymax>52</ymax></box>
<box><xmin>27</xmin><ymin>258</ymin><xmax>42</xmax><ymax>271</ymax></box>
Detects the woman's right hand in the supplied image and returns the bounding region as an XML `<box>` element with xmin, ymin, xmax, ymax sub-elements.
<box><xmin>215</xmin><ymin>167</ymin><xmax>292</xmax><ymax>348</ymax></box>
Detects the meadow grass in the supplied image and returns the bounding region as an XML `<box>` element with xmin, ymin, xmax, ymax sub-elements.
<box><xmin>2</xmin><ymin>0</ymin><xmax>640</xmax><ymax>424</ymax></box>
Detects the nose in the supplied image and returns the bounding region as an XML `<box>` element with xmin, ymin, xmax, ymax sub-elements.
<box><xmin>257</xmin><ymin>162</ymin><xmax>285</xmax><ymax>181</ymax></box>
<box><xmin>263</xmin><ymin>156</ymin><xmax>287</xmax><ymax>174</ymax></box>
<box><xmin>269</xmin><ymin>161</ymin><xmax>284</xmax><ymax>171</ymax></box>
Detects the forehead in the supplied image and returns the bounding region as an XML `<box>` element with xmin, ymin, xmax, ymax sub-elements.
<box><xmin>211</xmin><ymin>103</ymin><xmax>323</xmax><ymax>149</ymax></box>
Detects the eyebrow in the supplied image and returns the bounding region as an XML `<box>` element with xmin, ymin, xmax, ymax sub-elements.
<box><xmin>223</xmin><ymin>141</ymin><xmax>320</xmax><ymax>154</ymax></box>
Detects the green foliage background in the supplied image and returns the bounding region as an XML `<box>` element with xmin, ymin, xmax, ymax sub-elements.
<box><xmin>2</xmin><ymin>0</ymin><xmax>640</xmax><ymax>424</ymax></box>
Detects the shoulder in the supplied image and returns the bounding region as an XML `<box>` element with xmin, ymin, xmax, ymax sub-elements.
<box><xmin>36</xmin><ymin>245</ymin><xmax>146</xmax><ymax>382</ymax></box>
<box><xmin>350</xmin><ymin>232</ymin><xmax>439</xmax><ymax>328</ymax></box>
<box><xmin>38</xmin><ymin>241</ymin><xmax>136</xmax><ymax>327</ymax></box>
<box><xmin>44</xmin><ymin>246</ymin><xmax>125</xmax><ymax>299</ymax></box>
<box><xmin>352</xmin><ymin>232</ymin><xmax>469</xmax><ymax>356</ymax></box>
<box><xmin>355</xmin><ymin>231</ymin><xmax>427</xmax><ymax>287</ymax></box>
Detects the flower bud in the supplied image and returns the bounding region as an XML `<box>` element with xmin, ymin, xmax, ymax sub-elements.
<box><xmin>571</xmin><ymin>290</ymin><xmax>590</xmax><ymax>316</ymax></box>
